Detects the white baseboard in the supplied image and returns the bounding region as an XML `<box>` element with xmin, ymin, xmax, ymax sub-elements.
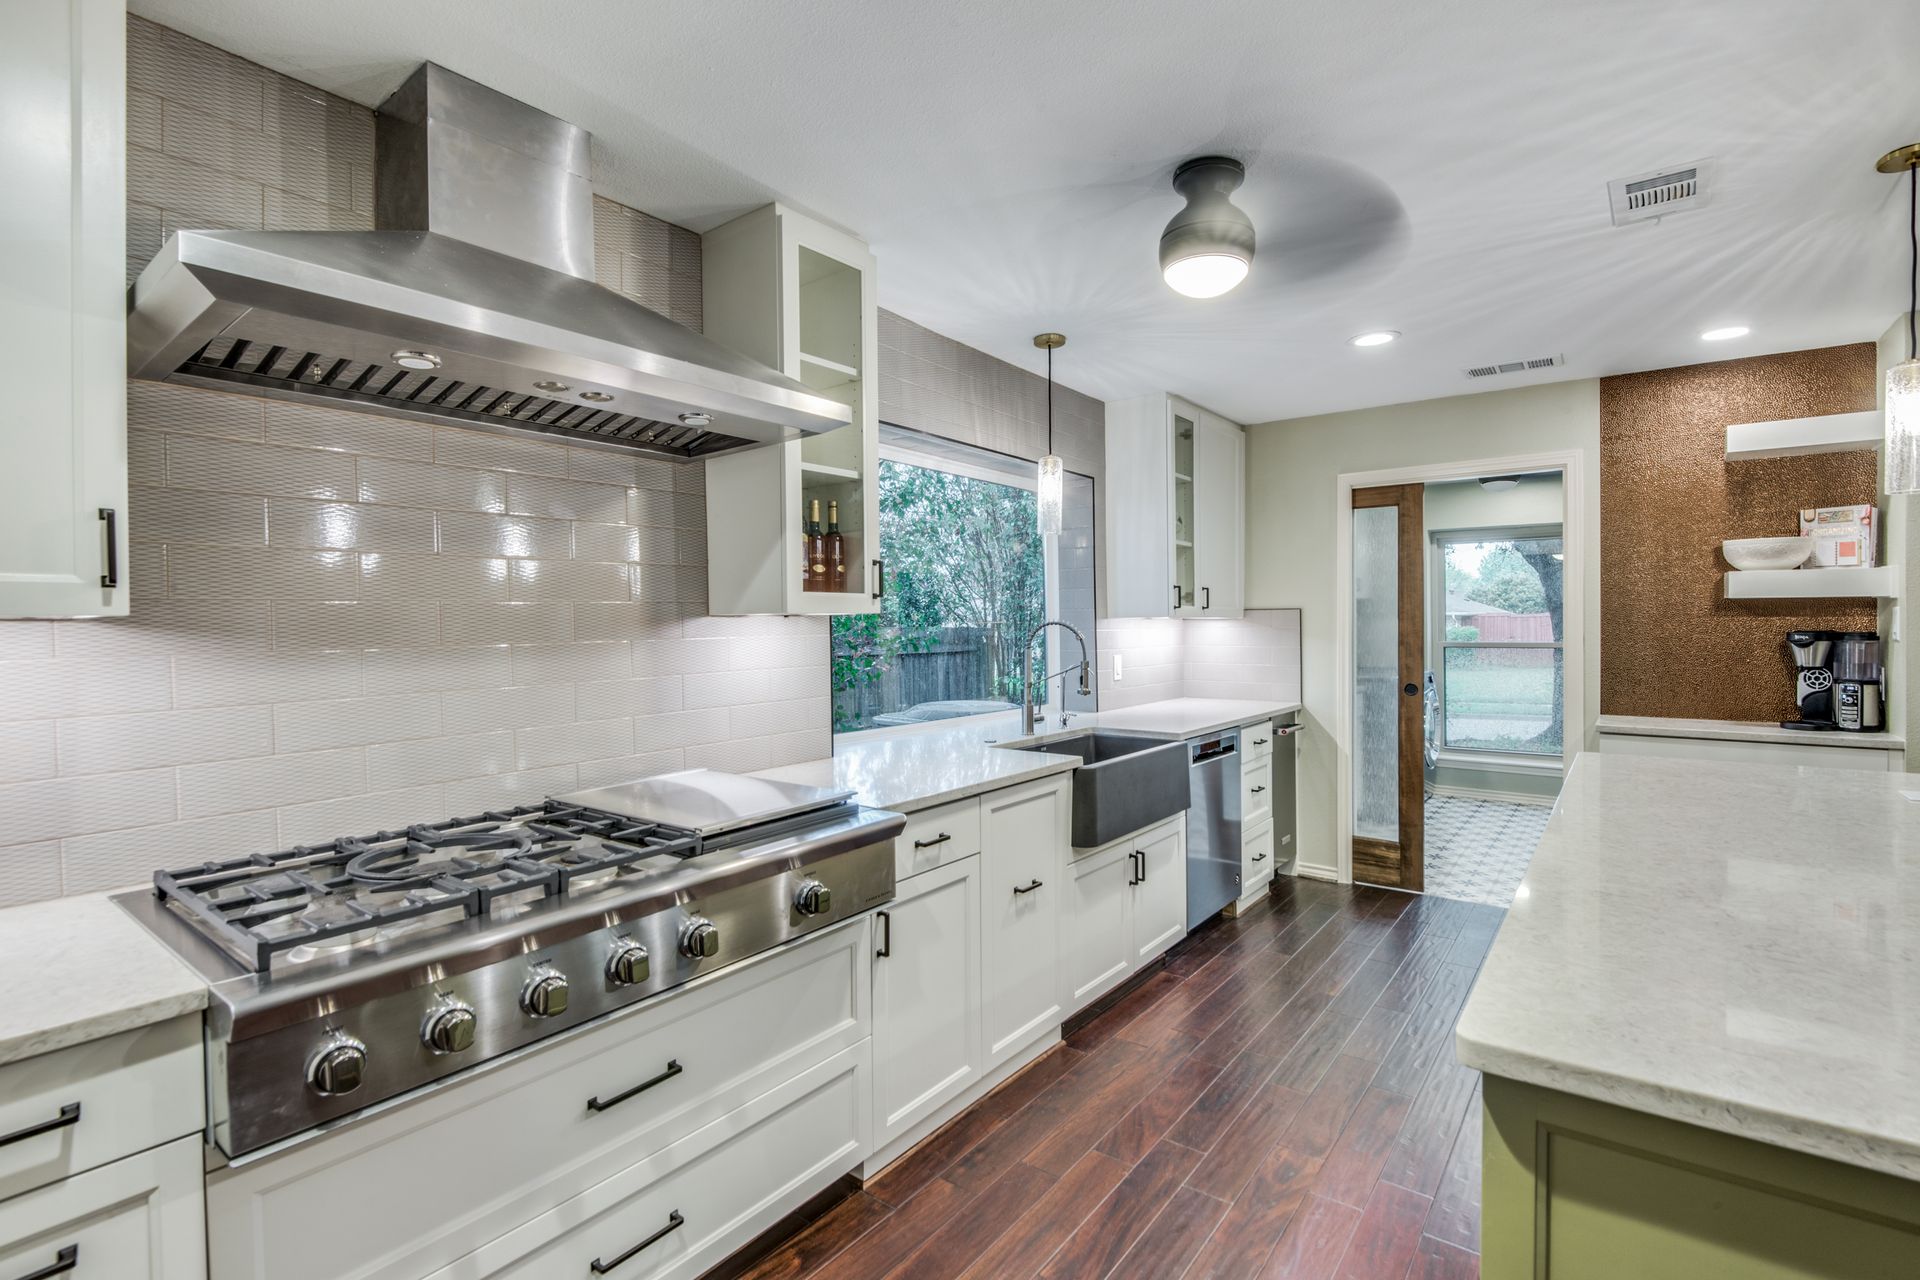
<box><xmin>1426</xmin><ymin>782</ymin><xmax>1556</xmax><ymax>807</ymax></box>
<box><xmin>1292</xmin><ymin>863</ymin><xmax>1341</xmax><ymax>883</ymax></box>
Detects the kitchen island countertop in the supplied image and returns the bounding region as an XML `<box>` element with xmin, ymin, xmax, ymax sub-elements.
<box><xmin>1456</xmin><ymin>751</ymin><xmax>1920</xmax><ymax>1180</ymax></box>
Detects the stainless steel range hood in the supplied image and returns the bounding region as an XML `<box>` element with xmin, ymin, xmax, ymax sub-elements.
<box><xmin>127</xmin><ymin>64</ymin><xmax>850</xmax><ymax>461</ymax></box>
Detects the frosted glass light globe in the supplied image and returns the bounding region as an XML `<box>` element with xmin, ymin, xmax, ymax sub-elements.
<box><xmin>1162</xmin><ymin>253</ymin><xmax>1250</xmax><ymax>299</ymax></box>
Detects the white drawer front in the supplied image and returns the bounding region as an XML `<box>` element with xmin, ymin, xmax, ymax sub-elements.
<box><xmin>430</xmin><ymin>1045</ymin><xmax>868</xmax><ymax>1280</ymax></box>
<box><xmin>1242</xmin><ymin>721</ymin><xmax>1275</xmax><ymax>762</ymax></box>
<box><xmin>0</xmin><ymin>1134</ymin><xmax>205</xmax><ymax>1280</ymax></box>
<box><xmin>209</xmin><ymin>918</ymin><xmax>870</xmax><ymax>1280</ymax></box>
<box><xmin>895</xmin><ymin>797</ymin><xmax>982</xmax><ymax>879</ymax></box>
<box><xmin>1243</xmin><ymin>821</ymin><xmax>1275</xmax><ymax>889</ymax></box>
<box><xmin>0</xmin><ymin>1016</ymin><xmax>202</xmax><ymax>1203</ymax></box>
<box><xmin>1242</xmin><ymin>756</ymin><xmax>1273</xmax><ymax>831</ymax></box>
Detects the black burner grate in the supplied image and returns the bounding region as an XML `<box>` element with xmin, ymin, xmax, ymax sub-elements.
<box><xmin>153</xmin><ymin>800</ymin><xmax>701</xmax><ymax>971</ymax></box>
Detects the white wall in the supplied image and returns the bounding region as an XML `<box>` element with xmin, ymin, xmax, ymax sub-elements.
<box><xmin>1245</xmin><ymin>379</ymin><xmax>1602</xmax><ymax>877</ymax></box>
<box><xmin>1423</xmin><ymin>473</ymin><xmax>1564</xmax><ymax>533</ymax></box>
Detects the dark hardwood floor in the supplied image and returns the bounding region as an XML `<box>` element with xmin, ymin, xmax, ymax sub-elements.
<box><xmin>728</xmin><ymin>877</ymin><xmax>1501</xmax><ymax>1280</ymax></box>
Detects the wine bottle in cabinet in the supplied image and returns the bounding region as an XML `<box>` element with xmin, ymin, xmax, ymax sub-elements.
<box><xmin>804</xmin><ymin>498</ymin><xmax>828</xmax><ymax>592</ymax></box>
<box><xmin>826</xmin><ymin>500</ymin><xmax>847</xmax><ymax>593</ymax></box>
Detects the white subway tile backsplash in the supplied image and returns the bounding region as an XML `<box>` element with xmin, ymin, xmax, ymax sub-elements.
<box><xmin>0</xmin><ymin>625</ymin><xmax>54</xmax><ymax>662</ymax></box>
<box><xmin>573</xmin><ymin>676</ymin><xmax>683</xmax><ymax>718</ymax></box>
<box><xmin>173</xmin><ymin>650</ymin><xmax>362</xmax><ymax>708</ymax></box>
<box><xmin>509</xmin><ymin>559</ymin><xmax>632</xmax><ymax>602</ymax></box>
<box><xmin>179</xmin><ymin>746</ymin><xmax>365</xmax><ymax>817</ymax></box>
<box><xmin>273</xmin><ymin>601</ymin><xmax>439</xmax><ymax>650</ymax></box>
<box><xmin>443</xmin><ymin>683</ymin><xmax>576</xmax><ymax>734</ymax></box>
<box><xmin>57</xmin><ymin>600</ymin><xmax>272</xmax><ymax>658</ymax></box>
<box><xmin>683</xmin><ymin>738</ymin><xmax>773</xmax><ymax>773</ymax></box>
<box><xmin>515</xmin><ymin>717</ymin><xmax>632</xmax><ymax>770</ymax></box>
<box><xmin>505</xmin><ymin>474</ymin><xmax>631</xmax><ymax>524</ymax></box>
<box><xmin>682</xmin><ymin>669</ymin><xmax>773</xmax><ymax>710</ymax></box>
<box><xmin>61</xmin><ymin>810</ymin><xmax>278</xmax><ymax>894</ymax></box>
<box><xmin>360</xmin><ymin>552</ymin><xmax>509</xmax><ymax>601</ymax></box>
<box><xmin>439</xmin><ymin>602</ymin><xmax>571</xmax><ymax>647</ymax></box>
<box><xmin>629</xmin><ymin>489</ymin><xmax>703</xmax><ymax>529</ymax></box>
<box><xmin>273</xmin><ymin>692</ymin><xmax>441</xmax><ymax>752</ymax></box>
<box><xmin>436</xmin><ymin>511</ymin><xmax>572</xmax><ymax>560</ymax></box>
<box><xmin>267</xmin><ymin>499</ymin><xmax>437</xmax><ymax>552</ymax></box>
<box><xmin>567</xmin><ymin>448</ymin><xmax>675</xmax><ymax>492</ymax></box>
<box><xmin>57</xmin><ymin>704</ymin><xmax>273</xmax><ymax>775</ymax></box>
<box><xmin>0</xmin><ymin>843</ymin><xmax>64</xmax><ymax>908</ymax></box>
<box><xmin>131</xmin><ymin>486</ymin><xmax>268</xmax><ymax>546</ymax></box>
<box><xmin>573</xmin><ymin>749</ymin><xmax>684</xmax><ymax>790</ymax></box>
<box><xmin>168</xmin><ymin>435</ymin><xmax>356</xmax><ymax>500</ymax></box>
<box><xmin>361</xmin><ymin>645</ymin><xmax>511</xmax><ymax>694</ymax></box>
<box><xmin>0</xmin><ymin>723</ymin><xmax>57</xmax><ymax>784</ymax></box>
<box><xmin>443</xmin><ymin>764</ymin><xmax>579</xmax><ymax>815</ymax></box>
<box><xmin>365</xmin><ymin>731</ymin><xmax>514</xmax><ymax>789</ymax></box>
<box><xmin>572</xmin><ymin>523</ymin><xmax>643</xmax><ymax>564</ymax></box>
<box><xmin>0</xmin><ymin>655</ymin><xmax>174</xmax><ymax>720</ymax></box>
<box><xmin>129</xmin><ymin>379</ymin><xmax>263</xmax><ymax>440</ymax></box>
<box><xmin>0</xmin><ymin>769</ymin><xmax>178</xmax><ymax>844</ymax></box>
<box><xmin>167</xmin><ymin>545</ymin><xmax>358</xmax><ymax>599</ymax></box>
<box><xmin>128</xmin><ymin>430</ymin><xmax>168</xmax><ymax>486</ymax></box>
<box><xmin>433</xmin><ymin>428</ymin><xmax>571</xmax><ymax>478</ymax></box>
<box><xmin>263</xmin><ymin>401</ymin><xmax>430</xmax><ymax>459</ymax></box>
<box><xmin>276</xmin><ymin>784</ymin><xmax>448</xmax><ymax>847</ymax></box>
<box><xmin>509</xmin><ymin>642</ymin><xmax>631</xmax><ymax>686</ymax></box>
<box><xmin>730</xmin><ymin>696</ymin><xmax>829</xmax><ymax>738</ymax></box>
<box><xmin>575</xmin><ymin>602</ymin><xmax>689</xmax><ymax>643</ymax></box>
<box><xmin>632</xmin><ymin>710</ymin><xmax>728</xmax><ymax>753</ymax></box>
<box><xmin>358</xmin><ymin>456</ymin><xmax>506</xmax><ymax>513</ymax></box>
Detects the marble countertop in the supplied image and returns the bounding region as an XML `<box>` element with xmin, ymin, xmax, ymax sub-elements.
<box><xmin>1595</xmin><ymin>713</ymin><xmax>1905</xmax><ymax>750</ymax></box>
<box><xmin>1456</xmin><ymin>752</ymin><xmax>1920</xmax><ymax>1181</ymax></box>
<box><xmin>0</xmin><ymin>893</ymin><xmax>207</xmax><ymax>1067</ymax></box>
<box><xmin>757</xmin><ymin>697</ymin><xmax>1295</xmax><ymax>813</ymax></box>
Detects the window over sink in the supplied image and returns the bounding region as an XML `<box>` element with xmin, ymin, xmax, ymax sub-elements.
<box><xmin>830</xmin><ymin>427</ymin><xmax>1096</xmax><ymax>735</ymax></box>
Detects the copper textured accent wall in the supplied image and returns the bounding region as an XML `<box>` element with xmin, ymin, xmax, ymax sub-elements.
<box><xmin>1601</xmin><ymin>344</ymin><xmax>1880</xmax><ymax>722</ymax></box>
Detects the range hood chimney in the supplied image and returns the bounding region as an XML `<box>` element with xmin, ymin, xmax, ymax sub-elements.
<box><xmin>127</xmin><ymin>64</ymin><xmax>850</xmax><ymax>462</ymax></box>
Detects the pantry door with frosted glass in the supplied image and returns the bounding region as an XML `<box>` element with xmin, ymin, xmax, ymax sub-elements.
<box><xmin>1351</xmin><ymin>484</ymin><xmax>1424</xmax><ymax>892</ymax></box>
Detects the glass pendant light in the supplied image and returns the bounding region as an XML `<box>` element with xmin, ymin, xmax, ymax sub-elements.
<box><xmin>1882</xmin><ymin>143</ymin><xmax>1920</xmax><ymax>495</ymax></box>
<box><xmin>1034</xmin><ymin>332</ymin><xmax>1066</xmax><ymax>535</ymax></box>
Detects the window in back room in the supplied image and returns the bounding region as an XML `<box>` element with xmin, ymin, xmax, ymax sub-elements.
<box><xmin>829</xmin><ymin>427</ymin><xmax>1096</xmax><ymax>735</ymax></box>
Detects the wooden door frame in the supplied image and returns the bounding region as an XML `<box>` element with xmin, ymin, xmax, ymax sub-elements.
<box><xmin>1350</xmin><ymin>483</ymin><xmax>1426</xmax><ymax>892</ymax></box>
<box><xmin>1331</xmin><ymin>449</ymin><xmax>1588</xmax><ymax>888</ymax></box>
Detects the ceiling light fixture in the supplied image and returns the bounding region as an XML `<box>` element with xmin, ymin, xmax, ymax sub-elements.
<box><xmin>1160</xmin><ymin>157</ymin><xmax>1255</xmax><ymax>298</ymax></box>
<box><xmin>391</xmin><ymin>349</ymin><xmax>441</xmax><ymax>371</ymax></box>
<box><xmin>1700</xmin><ymin>326</ymin><xmax>1750</xmax><ymax>342</ymax></box>
<box><xmin>1880</xmin><ymin>142</ymin><xmax>1920</xmax><ymax>494</ymax></box>
<box><xmin>1349</xmin><ymin>330</ymin><xmax>1399</xmax><ymax>347</ymax></box>
<box><xmin>1478</xmin><ymin>475</ymin><xmax>1522</xmax><ymax>492</ymax></box>
<box><xmin>1034</xmin><ymin>332</ymin><xmax>1066</xmax><ymax>535</ymax></box>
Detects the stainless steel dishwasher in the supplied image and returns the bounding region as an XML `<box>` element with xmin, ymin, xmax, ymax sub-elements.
<box><xmin>1185</xmin><ymin>729</ymin><xmax>1242</xmax><ymax>931</ymax></box>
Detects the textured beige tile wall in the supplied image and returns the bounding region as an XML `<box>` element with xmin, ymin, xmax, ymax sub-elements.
<box><xmin>1098</xmin><ymin>609</ymin><xmax>1304</xmax><ymax>711</ymax></box>
<box><xmin>0</xmin><ymin>18</ymin><xmax>820</xmax><ymax>906</ymax></box>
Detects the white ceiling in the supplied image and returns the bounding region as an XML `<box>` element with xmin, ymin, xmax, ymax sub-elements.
<box><xmin>133</xmin><ymin>0</ymin><xmax>1920</xmax><ymax>423</ymax></box>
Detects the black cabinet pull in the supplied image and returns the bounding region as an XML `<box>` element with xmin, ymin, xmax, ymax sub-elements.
<box><xmin>875</xmin><ymin>909</ymin><xmax>891</xmax><ymax>957</ymax></box>
<box><xmin>872</xmin><ymin>558</ymin><xmax>886</xmax><ymax>600</ymax></box>
<box><xmin>1171</xmin><ymin>584</ymin><xmax>1180</xmax><ymax>611</ymax></box>
<box><xmin>1252</xmin><ymin>737</ymin><xmax>1269</xmax><ymax>746</ymax></box>
<box><xmin>1128</xmin><ymin>850</ymin><xmax>1143</xmax><ymax>886</ymax></box>
<box><xmin>1250</xmin><ymin>785</ymin><xmax>1267</xmax><ymax>794</ymax></box>
<box><xmin>1253</xmin><ymin>851</ymin><xmax>1269</xmax><ymax>863</ymax></box>
<box><xmin>911</xmin><ymin>832</ymin><xmax>951</xmax><ymax>850</ymax></box>
<box><xmin>97</xmin><ymin>509</ymin><xmax>117</xmax><ymax>589</ymax></box>
<box><xmin>1201</xmin><ymin>586</ymin><xmax>1211</xmax><ymax>610</ymax></box>
<box><xmin>1013</xmin><ymin>878</ymin><xmax>1043</xmax><ymax>896</ymax></box>
<box><xmin>589</xmin><ymin>1211</ymin><xmax>684</xmax><ymax>1274</ymax></box>
<box><xmin>0</xmin><ymin>1103</ymin><xmax>79</xmax><ymax>1149</ymax></box>
<box><xmin>12</xmin><ymin>1246</ymin><xmax>77</xmax><ymax>1280</ymax></box>
<box><xmin>586</xmin><ymin>1060</ymin><xmax>682</xmax><ymax>1113</ymax></box>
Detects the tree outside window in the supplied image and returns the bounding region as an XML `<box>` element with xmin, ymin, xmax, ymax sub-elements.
<box><xmin>1437</xmin><ymin>531</ymin><xmax>1564</xmax><ymax>755</ymax></box>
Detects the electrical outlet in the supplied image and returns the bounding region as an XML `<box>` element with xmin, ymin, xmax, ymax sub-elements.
<box><xmin>1112</xmin><ymin>653</ymin><xmax>1124</xmax><ymax>681</ymax></box>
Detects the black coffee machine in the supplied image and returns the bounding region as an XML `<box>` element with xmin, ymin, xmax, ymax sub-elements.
<box><xmin>1782</xmin><ymin>630</ymin><xmax>1884</xmax><ymax>732</ymax></box>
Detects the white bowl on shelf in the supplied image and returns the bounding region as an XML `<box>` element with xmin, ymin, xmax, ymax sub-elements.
<box><xmin>1721</xmin><ymin>537</ymin><xmax>1814</xmax><ymax>571</ymax></box>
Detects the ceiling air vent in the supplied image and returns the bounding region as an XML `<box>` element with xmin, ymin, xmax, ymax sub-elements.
<box><xmin>1464</xmin><ymin>353</ymin><xmax>1565</xmax><ymax>380</ymax></box>
<box><xmin>1607</xmin><ymin>160</ymin><xmax>1711</xmax><ymax>226</ymax></box>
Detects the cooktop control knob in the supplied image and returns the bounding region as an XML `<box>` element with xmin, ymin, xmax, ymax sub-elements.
<box><xmin>606</xmin><ymin>938</ymin><xmax>650</xmax><ymax>986</ymax></box>
<box><xmin>521</xmin><ymin>968</ymin><xmax>570</xmax><ymax>1018</ymax></box>
<box><xmin>679</xmin><ymin>917</ymin><xmax>721</xmax><ymax>960</ymax></box>
<box><xmin>794</xmin><ymin>879</ymin><xmax>833</xmax><ymax>916</ymax></box>
<box><xmin>306</xmin><ymin>1033</ymin><xmax>367</xmax><ymax>1096</ymax></box>
<box><xmin>421</xmin><ymin>1001</ymin><xmax>476</xmax><ymax>1054</ymax></box>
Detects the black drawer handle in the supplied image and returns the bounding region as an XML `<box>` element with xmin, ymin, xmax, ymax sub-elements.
<box><xmin>1252</xmin><ymin>737</ymin><xmax>1269</xmax><ymax>746</ymax></box>
<box><xmin>0</xmin><ymin>1103</ymin><xmax>79</xmax><ymax>1149</ymax></box>
<box><xmin>589</xmin><ymin>1211</ymin><xmax>683</xmax><ymax>1274</ymax></box>
<box><xmin>1253</xmin><ymin>851</ymin><xmax>1269</xmax><ymax>863</ymax></box>
<box><xmin>97</xmin><ymin>509</ymin><xmax>117</xmax><ymax>589</ymax></box>
<box><xmin>1129</xmin><ymin>850</ymin><xmax>1142</xmax><ymax>886</ymax></box>
<box><xmin>586</xmin><ymin>1060</ymin><xmax>682</xmax><ymax>1113</ymax></box>
<box><xmin>1201</xmin><ymin>586</ymin><xmax>1211</xmax><ymax>611</ymax></box>
<box><xmin>12</xmin><ymin>1246</ymin><xmax>77</xmax><ymax>1280</ymax></box>
<box><xmin>875</xmin><ymin>909</ymin><xmax>891</xmax><ymax>958</ymax></box>
<box><xmin>1013</xmin><ymin>878</ymin><xmax>1043</xmax><ymax>896</ymax></box>
<box><xmin>1172</xmin><ymin>584</ymin><xmax>1181</xmax><ymax>611</ymax></box>
<box><xmin>912</xmin><ymin>832</ymin><xmax>951</xmax><ymax>850</ymax></box>
<box><xmin>872</xmin><ymin>558</ymin><xmax>886</xmax><ymax>600</ymax></box>
<box><xmin>1250</xmin><ymin>785</ymin><xmax>1267</xmax><ymax>794</ymax></box>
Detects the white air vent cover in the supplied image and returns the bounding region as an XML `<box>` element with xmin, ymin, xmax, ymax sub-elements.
<box><xmin>1608</xmin><ymin>160</ymin><xmax>1711</xmax><ymax>226</ymax></box>
<box><xmin>1464</xmin><ymin>353</ymin><xmax>1565</xmax><ymax>379</ymax></box>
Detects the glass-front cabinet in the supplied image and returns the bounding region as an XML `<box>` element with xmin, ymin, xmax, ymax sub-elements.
<box><xmin>1104</xmin><ymin>393</ymin><xmax>1245</xmax><ymax>619</ymax></box>
<box><xmin>702</xmin><ymin>205</ymin><xmax>879</xmax><ymax>615</ymax></box>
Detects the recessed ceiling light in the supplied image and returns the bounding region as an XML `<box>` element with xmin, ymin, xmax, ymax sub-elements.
<box><xmin>532</xmin><ymin>379</ymin><xmax>570</xmax><ymax>394</ymax></box>
<box><xmin>1349</xmin><ymin>331</ymin><xmax>1399</xmax><ymax>347</ymax></box>
<box><xmin>578</xmin><ymin>390</ymin><xmax>614</xmax><ymax>403</ymax></box>
<box><xmin>1700</xmin><ymin>326</ymin><xmax>1750</xmax><ymax>342</ymax></box>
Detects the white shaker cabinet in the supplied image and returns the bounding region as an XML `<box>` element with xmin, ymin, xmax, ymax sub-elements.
<box><xmin>870</xmin><ymin>855</ymin><xmax>983</xmax><ymax>1151</ymax></box>
<box><xmin>1061</xmin><ymin>816</ymin><xmax>1188</xmax><ymax>1015</ymax></box>
<box><xmin>978</xmin><ymin>776</ymin><xmax>1069</xmax><ymax>1068</ymax></box>
<box><xmin>0</xmin><ymin>0</ymin><xmax>128</xmax><ymax>618</ymax></box>
<box><xmin>702</xmin><ymin>204</ymin><xmax>880</xmax><ymax>616</ymax></box>
<box><xmin>1104</xmin><ymin>394</ymin><xmax>1245</xmax><ymax>619</ymax></box>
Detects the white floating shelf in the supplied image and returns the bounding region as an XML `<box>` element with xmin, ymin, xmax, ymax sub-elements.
<box><xmin>799</xmin><ymin>460</ymin><xmax>861</xmax><ymax>481</ymax></box>
<box><xmin>1724</xmin><ymin>410</ymin><xmax>1882</xmax><ymax>460</ymax></box>
<box><xmin>1723</xmin><ymin>565</ymin><xmax>1899</xmax><ymax>600</ymax></box>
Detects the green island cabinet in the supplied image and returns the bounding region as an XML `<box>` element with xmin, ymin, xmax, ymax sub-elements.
<box><xmin>1482</xmin><ymin>1075</ymin><xmax>1920</xmax><ymax>1279</ymax></box>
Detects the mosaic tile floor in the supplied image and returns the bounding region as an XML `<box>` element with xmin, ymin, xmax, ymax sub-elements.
<box><xmin>1423</xmin><ymin>794</ymin><xmax>1553</xmax><ymax>907</ymax></box>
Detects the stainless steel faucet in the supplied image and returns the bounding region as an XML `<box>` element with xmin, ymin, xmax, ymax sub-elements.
<box><xmin>1022</xmin><ymin>620</ymin><xmax>1091</xmax><ymax>734</ymax></box>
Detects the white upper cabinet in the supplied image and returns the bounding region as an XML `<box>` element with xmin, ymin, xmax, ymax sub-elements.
<box><xmin>701</xmin><ymin>204</ymin><xmax>880</xmax><ymax>616</ymax></box>
<box><xmin>0</xmin><ymin>0</ymin><xmax>128</xmax><ymax>618</ymax></box>
<box><xmin>1104</xmin><ymin>394</ymin><xmax>1245</xmax><ymax>619</ymax></box>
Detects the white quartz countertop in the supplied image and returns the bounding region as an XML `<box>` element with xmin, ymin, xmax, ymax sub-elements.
<box><xmin>0</xmin><ymin>893</ymin><xmax>206</xmax><ymax>1067</ymax></box>
<box><xmin>1595</xmin><ymin>713</ymin><xmax>1905</xmax><ymax>750</ymax></box>
<box><xmin>1455</xmin><ymin>752</ymin><xmax>1920</xmax><ymax>1181</ymax></box>
<box><xmin>756</xmin><ymin>697</ymin><xmax>1295</xmax><ymax>814</ymax></box>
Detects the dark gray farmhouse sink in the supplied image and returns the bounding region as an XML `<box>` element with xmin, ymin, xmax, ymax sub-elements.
<box><xmin>1010</xmin><ymin>731</ymin><xmax>1190</xmax><ymax>848</ymax></box>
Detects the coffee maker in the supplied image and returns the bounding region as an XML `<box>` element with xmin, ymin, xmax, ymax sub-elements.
<box><xmin>1781</xmin><ymin>630</ymin><xmax>1837</xmax><ymax>730</ymax></box>
<box><xmin>1830</xmin><ymin>631</ymin><xmax>1885</xmax><ymax>732</ymax></box>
